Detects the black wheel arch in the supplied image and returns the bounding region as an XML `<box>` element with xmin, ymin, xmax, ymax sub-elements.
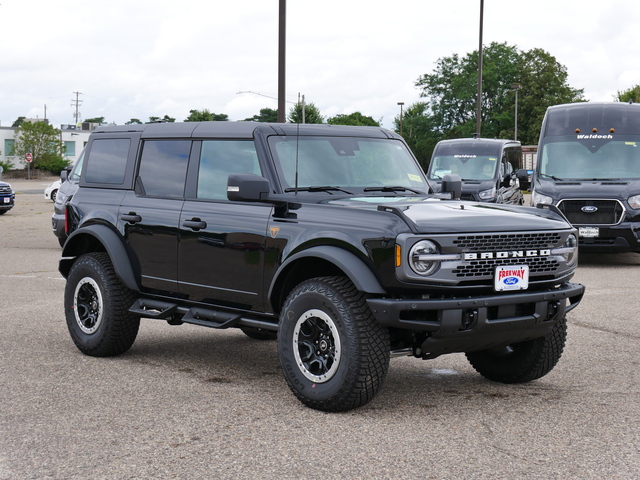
<box><xmin>268</xmin><ymin>245</ymin><xmax>386</xmax><ymax>313</ymax></box>
<box><xmin>59</xmin><ymin>224</ymin><xmax>141</xmax><ymax>292</ymax></box>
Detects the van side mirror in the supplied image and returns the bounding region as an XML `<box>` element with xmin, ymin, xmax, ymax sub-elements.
<box><xmin>517</xmin><ymin>169</ymin><xmax>531</xmax><ymax>191</ymax></box>
<box><xmin>60</xmin><ymin>167</ymin><xmax>71</xmax><ymax>182</ymax></box>
<box><xmin>227</xmin><ymin>173</ymin><xmax>271</xmax><ymax>202</ymax></box>
<box><xmin>441</xmin><ymin>174</ymin><xmax>462</xmax><ymax>200</ymax></box>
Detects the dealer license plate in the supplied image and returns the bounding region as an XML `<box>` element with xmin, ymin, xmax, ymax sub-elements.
<box><xmin>579</xmin><ymin>227</ymin><xmax>599</xmax><ymax>238</ymax></box>
<box><xmin>495</xmin><ymin>265</ymin><xmax>529</xmax><ymax>291</ymax></box>
<box><xmin>3</xmin><ymin>197</ymin><xmax>9</xmax><ymax>204</ymax></box>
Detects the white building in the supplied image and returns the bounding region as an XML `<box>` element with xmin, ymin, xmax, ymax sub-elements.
<box><xmin>0</xmin><ymin>122</ymin><xmax>92</xmax><ymax>170</ymax></box>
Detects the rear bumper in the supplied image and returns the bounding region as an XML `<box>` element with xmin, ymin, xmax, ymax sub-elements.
<box><xmin>367</xmin><ymin>282</ymin><xmax>585</xmax><ymax>355</ymax></box>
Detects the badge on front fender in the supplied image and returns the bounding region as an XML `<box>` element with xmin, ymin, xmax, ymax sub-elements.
<box><xmin>495</xmin><ymin>265</ymin><xmax>529</xmax><ymax>291</ymax></box>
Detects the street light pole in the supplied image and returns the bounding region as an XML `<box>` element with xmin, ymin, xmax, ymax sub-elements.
<box><xmin>511</xmin><ymin>83</ymin><xmax>521</xmax><ymax>141</ymax></box>
<box><xmin>397</xmin><ymin>102</ymin><xmax>404</xmax><ymax>135</ymax></box>
<box><xmin>475</xmin><ymin>0</ymin><xmax>484</xmax><ymax>138</ymax></box>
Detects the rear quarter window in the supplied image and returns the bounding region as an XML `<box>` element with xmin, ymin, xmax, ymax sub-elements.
<box><xmin>85</xmin><ymin>138</ymin><xmax>130</xmax><ymax>184</ymax></box>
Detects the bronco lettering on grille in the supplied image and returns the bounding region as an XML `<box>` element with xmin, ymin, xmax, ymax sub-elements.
<box><xmin>464</xmin><ymin>249</ymin><xmax>551</xmax><ymax>260</ymax></box>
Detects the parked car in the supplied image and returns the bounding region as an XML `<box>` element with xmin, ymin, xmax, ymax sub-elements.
<box><xmin>52</xmin><ymin>151</ymin><xmax>84</xmax><ymax>246</ymax></box>
<box><xmin>0</xmin><ymin>180</ymin><xmax>15</xmax><ymax>215</ymax></box>
<box><xmin>44</xmin><ymin>180</ymin><xmax>62</xmax><ymax>201</ymax></box>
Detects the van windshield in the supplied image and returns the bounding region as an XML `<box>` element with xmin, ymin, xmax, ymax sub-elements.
<box><xmin>427</xmin><ymin>142</ymin><xmax>500</xmax><ymax>181</ymax></box>
<box><xmin>539</xmin><ymin>135</ymin><xmax>640</xmax><ymax>180</ymax></box>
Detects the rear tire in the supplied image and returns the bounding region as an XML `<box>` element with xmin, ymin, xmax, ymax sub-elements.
<box><xmin>466</xmin><ymin>317</ymin><xmax>567</xmax><ymax>383</ymax></box>
<box><xmin>64</xmin><ymin>252</ymin><xmax>140</xmax><ymax>357</ymax></box>
<box><xmin>278</xmin><ymin>276</ymin><xmax>390</xmax><ymax>412</ymax></box>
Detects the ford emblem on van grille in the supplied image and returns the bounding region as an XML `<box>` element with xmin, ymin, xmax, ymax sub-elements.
<box><xmin>581</xmin><ymin>206</ymin><xmax>598</xmax><ymax>213</ymax></box>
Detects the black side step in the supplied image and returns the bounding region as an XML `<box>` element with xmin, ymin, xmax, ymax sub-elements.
<box><xmin>181</xmin><ymin>308</ymin><xmax>241</xmax><ymax>329</ymax></box>
<box><xmin>129</xmin><ymin>298</ymin><xmax>178</xmax><ymax>319</ymax></box>
<box><xmin>129</xmin><ymin>298</ymin><xmax>242</xmax><ymax>329</ymax></box>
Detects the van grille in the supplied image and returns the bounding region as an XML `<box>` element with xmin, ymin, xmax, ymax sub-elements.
<box><xmin>557</xmin><ymin>199</ymin><xmax>624</xmax><ymax>225</ymax></box>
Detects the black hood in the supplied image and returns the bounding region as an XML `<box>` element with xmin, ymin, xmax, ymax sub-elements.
<box><xmin>327</xmin><ymin>196</ymin><xmax>569</xmax><ymax>233</ymax></box>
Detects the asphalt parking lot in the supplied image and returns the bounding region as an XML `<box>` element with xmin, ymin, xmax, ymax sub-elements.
<box><xmin>0</xmin><ymin>178</ymin><xmax>638</xmax><ymax>480</ymax></box>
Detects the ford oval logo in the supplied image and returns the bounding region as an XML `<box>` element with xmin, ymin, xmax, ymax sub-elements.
<box><xmin>581</xmin><ymin>206</ymin><xmax>598</xmax><ymax>213</ymax></box>
<box><xmin>504</xmin><ymin>277</ymin><xmax>519</xmax><ymax>285</ymax></box>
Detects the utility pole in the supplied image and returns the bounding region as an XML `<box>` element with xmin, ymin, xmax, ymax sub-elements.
<box><xmin>71</xmin><ymin>91</ymin><xmax>83</xmax><ymax>125</ymax></box>
<box><xmin>278</xmin><ymin>0</ymin><xmax>286</xmax><ymax>123</ymax></box>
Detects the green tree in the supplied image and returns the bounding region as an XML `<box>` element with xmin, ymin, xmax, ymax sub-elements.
<box><xmin>12</xmin><ymin>116</ymin><xmax>26</xmax><ymax>128</ymax></box>
<box><xmin>393</xmin><ymin>102</ymin><xmax>439</xmax><ymax>169</ymax></box>
<box><xmin>184</xmin><ymin>109</ymin><xmax>229</xmax><ymax>122</ymax></box>
<box><xmin>12</xmin><ymin>121</ymin><xmax>70</xmax><ymax>173</ymax></box>
<box><xmin>415</xmin><ymin>42</ymin><xmax>585</xmax><ymax>146</ymax></box>
<box><xmin>244</xmin><ymin>108</ymin><xmax>279</xmax><ymax>122</ymax></box>
<box><xmin>147</xmin><ymin>115</ymin><xmax>176</xmax><ymax>123</ymax></box>
<box><xmin>84</xmin><ymin>116</ymin><xmax>105</xmax><ymax>124</ymax></box>
<box><xmin>514</xmin><ymin>48</ymin><xmax>585</xmax><ymax>144</ymax></box>
<box><xmin>616</xmin><ymin>85</ymin><xmax>640</xmax><ymax>103</ymax></box>
<box><xmin>287</xmin><ymin>101</ymin><xmax>324</xmax><ymax>124</ymax></box>
<box><xmin>125</xmin><ymin>118</ymin><xmax>143</xmax><ymax>125</ymax></box>
<box><xmin>327</xmin><ymin>112</ymin><xmax>380</xmax><ymax>126</ymax></box>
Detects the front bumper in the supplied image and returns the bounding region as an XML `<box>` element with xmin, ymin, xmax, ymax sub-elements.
<box><xmin>367</xmin><ymin>282</ymin><xmax>585</xmax><ymax>356</ymax></box>
<box><xmin>0</xmin><ymin>195</ymin><xmax>14</xmax><ymax>210</ymax></box>
<box><xmin>577</xmin><ymin>222</ymin><xmax>640</xmax><ymax>253</ymax></box>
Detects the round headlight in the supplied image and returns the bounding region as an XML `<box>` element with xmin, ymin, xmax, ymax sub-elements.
<box><xmin>409</xmin><ymin>240</ymin><xmax>440</xmax><ymax>276</ymax></box>
<box><xmin>565</xmin><ymin>234</ymin><xmax>578</xmax><ymax>266</ymax></box>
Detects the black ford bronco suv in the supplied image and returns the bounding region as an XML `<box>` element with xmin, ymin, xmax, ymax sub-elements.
<box><xmin>60</xmin><ymin>122</ymin><xmax>585</xmax><ymax>411</ymax></box>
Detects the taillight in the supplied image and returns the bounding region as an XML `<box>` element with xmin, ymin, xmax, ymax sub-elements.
<box><xmin>64</xmin><ymin>206</ymin><xmax>70</xmax><ymax>235</ymax></box>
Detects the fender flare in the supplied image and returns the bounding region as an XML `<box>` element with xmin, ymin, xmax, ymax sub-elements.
<box><xmin>59</xmin><ymin>224</ymin><xmax>140</xmax><ymax>291</ymax></box>
<box><xmin>269</xmin><ymin>245</ymin><xmax>386</xmax><ymax>301</ymax></box>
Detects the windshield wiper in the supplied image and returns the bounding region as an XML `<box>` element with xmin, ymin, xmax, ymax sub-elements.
<box><xmin>363</xmin><ymin>186</ymin><xmax>424</xmax><ymax>194</ymax></box>
<box><xmin>575</xmin><ymin>178</ymin><xmax>620</xmax><ymax>181</ymax></box>
<box><xmin>284</xmin><ymin>186</ymin><xmax>354</xmax><ymax>194</ymax></box>
<box><xmin>540</xmin><ymin>173</ymin><xmax>564</xmax><ymax>181</ymax></box>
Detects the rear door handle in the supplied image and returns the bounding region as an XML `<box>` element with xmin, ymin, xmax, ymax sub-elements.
<box><xmin>183</xmin><ymin>218</ymin><xmax>207</xmax><ymax>231</ymax></box>
<box><xmin>121</xmin><ymin>213</ymin><xmax>142</xmax><ymax>224</ymax></box>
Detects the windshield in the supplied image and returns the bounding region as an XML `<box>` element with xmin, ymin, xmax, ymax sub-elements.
<box><xmin>427</xmin><ymin>142</ymin><xmax>500</xmax><ymax>181</ymax></box>
<box><xmin>539</xmin><ymin>135</ymin><xmax>640</xmax><ymax>180</ymax></box>
<box><xmin>268</xmin><ymin>136</ymin><xmax>427</xmax><ymax>193</ymax></box>
<box><xmin>69</xmin><ymin>150</ymin><xmax>85</xmax><ymax>182</ymax></box>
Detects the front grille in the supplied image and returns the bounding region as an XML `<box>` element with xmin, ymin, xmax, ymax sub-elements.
<box><xmin>451</xmin><ymin>232</ymin><xmax>563</xmax><ymax>280</ymax></box>
<box><xmin>557</xmin><ymin>199</ymin><xmax>624</xmax><ymax>225</ymax></box>
<box><xmin>453</xmin><ymin>232</ymin><xmax>562</xmax><ymax>250</ymax></box>
<box><xmin>453</xmin><ymin>256</ymin><xmax>559</xmax><ymax>278</ymax></box>
<box><xmin>0</xmin><ymin>186</ymin><xmax>11</xmax><ymax>194</ymax></box>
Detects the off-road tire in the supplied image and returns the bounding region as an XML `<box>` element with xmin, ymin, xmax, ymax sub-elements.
<box><xmin>64</xmin><ymin>252</ymin><xmax>140</xmax><ymax>357</ymax></box>
<box><xmin>466</xmin><ymin>317</ymin><xmax>567</xmax><ymax>383</ymax></box>
<box><xmin>278</xmin><ymin>276</ymin><xmax>390</xmax><ymax>412</ymax></box>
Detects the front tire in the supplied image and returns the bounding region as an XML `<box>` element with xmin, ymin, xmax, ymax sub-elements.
<box><xmin>278</xmin><ymin>276</ymin><xmax>390</xmax><ymax>412</ymax></box>
<box><xmin>64</xmin><ymin>252</ymin><xmax>140</xmax><ymax>357</ymax></box>
<box><xmin>466</xmin><ymin>317</ymin><xmax>567</xmax><ymax>383</ymax></box>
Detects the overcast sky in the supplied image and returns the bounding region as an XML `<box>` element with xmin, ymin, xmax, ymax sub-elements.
<box><xmin>1</xmin><ymin>1</ymin><xmax>638</xmax><ymax>129</ymax></box>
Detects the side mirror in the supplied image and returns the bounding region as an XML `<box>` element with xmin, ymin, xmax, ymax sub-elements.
<box><xmin>516</xmin><ymin>169</ymin><xmax>531</xmax><ymax>191</ymax></box>
<box><xmin>227</xmin><ymin>173</ymin><xmax>271</xmax><ymax>202</ymax></box>
<box><xmin>60</xmin><ymin>167</ymin><xmax>71</xmax><ymax>182</ymax></box>
<box><xmin>441</xmin><ymin>174</ymin><xmax>462</xmax><ymax>200</ymax></box>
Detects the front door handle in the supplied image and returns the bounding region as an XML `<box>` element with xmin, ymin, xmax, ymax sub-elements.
<box><xmin>183</xmin><ymin>218</ymin><xmax>207</xmax><ymax>231</ymax></box>
<box><xmin>121</xmin><ymin>213</ymin><xmax>142</xmax><ymax>224</ymax></box>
